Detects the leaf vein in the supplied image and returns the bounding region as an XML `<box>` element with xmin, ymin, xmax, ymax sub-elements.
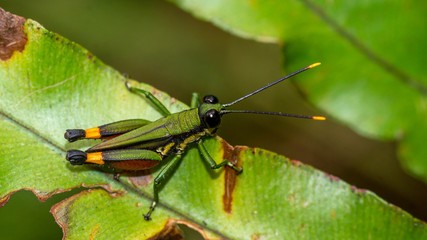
<box><xmin>301</xmin><ymin>0</ymin><xmax>427</xmax><ymax>96</ymax></box>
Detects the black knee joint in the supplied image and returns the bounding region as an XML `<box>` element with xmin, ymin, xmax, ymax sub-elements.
<box><xmin>64</xmin><ymin>129</ymin><xmax>85</xmax><ymax>142</ymax></box>
<box><xmin>66</xmin><ymin>150</ymin><xmax>87</xmax><ymax>165</ymax></box>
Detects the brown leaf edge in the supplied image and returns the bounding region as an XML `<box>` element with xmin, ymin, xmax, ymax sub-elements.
<box><xmin>51</xmin><ymin>189</ymin><xmax>215</xmax><ymax>240</ymax></box>
<box><xmin>147</xmin><ymin>219</ymin><xmax>218</xmax><ymax>240</ymax></box>
<box><xmin>0</xmin><ymin>182</ymin><xmax>125</xmax><ymax>208</ymax></box>
<box><xmin>0</xmin><ymin>7</ymin><xmax>27</xmax><ymax>61</ymax></box>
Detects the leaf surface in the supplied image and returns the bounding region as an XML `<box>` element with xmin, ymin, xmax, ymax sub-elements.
<box><xmin>0</xmin><ymin>10</ymin><xmax>426</xmax><ymax>240</ymax></box>
<box><xmin>170</xmin><ymin>0</ymin><xmax>427</xmax><ymax>183</ymax></box>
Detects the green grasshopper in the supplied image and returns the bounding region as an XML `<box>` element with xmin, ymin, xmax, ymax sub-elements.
<box><xmin>64</xmin><ymin>63</ymin><xmax>324</xmax><ymax>220</ymax></box>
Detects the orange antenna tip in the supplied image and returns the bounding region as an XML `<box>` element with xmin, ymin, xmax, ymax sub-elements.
<box><xmin>312</xmin><ymin>116</ymin><xmax>326</xmax><ymax>120</ymax></box>
<box><xmin>308</xmin><ymin>62</ymin><xmax>321</xmax><ymax>69</ymax></box>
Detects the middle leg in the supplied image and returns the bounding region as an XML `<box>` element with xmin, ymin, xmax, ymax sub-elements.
<box><xmin>197</xmin><ymin>140</ymin><xmax>243</xmax><ymax>173</ymax></box>
<box><xmin>144</xmin><ymin>154</ymin><xmax>183</xmax><ymax>220</ymax></box>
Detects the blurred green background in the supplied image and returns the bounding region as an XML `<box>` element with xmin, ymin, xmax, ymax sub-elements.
<box><xmin>1</xmin><ymin>0</ymin><xmax>426</xmax><ymax>239</ymax></box>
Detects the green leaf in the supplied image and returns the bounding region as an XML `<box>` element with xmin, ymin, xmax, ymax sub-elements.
<box><xmin>169</xmin><ymin>0</ymin><xmax>427</xmax><ymax>183</ymax></box>
<box><xmin>1</xmin><ymin>9</ymin><xmax>426</xmax><ymax>240</ymax></box>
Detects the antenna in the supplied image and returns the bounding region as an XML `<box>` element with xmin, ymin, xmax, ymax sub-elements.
<box><xmin>221</xmin><ymin>110</ymin><xmax>325</xmax><ymax>120</ymax></box>
<box><xmin>222</xmin><ymin>63</ymin><xmax>321</xmax><ymax>107</ymax></box>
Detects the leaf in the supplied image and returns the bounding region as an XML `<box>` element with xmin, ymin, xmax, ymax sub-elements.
<box><xmin>1</xmin><ymin>8</ymin><xmax>426</xmax><ymax>240</ymax></box>
<box><xmin>169</xmin><ymin>0</ymin><xmax>427</xmax><ymax>183</ymax></box>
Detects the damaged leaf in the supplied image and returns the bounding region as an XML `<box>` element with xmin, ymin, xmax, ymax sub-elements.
<box><xmin>0</xmin><ymin>8</ymin><xmax>426</xmax><ymax>240</ymax></box>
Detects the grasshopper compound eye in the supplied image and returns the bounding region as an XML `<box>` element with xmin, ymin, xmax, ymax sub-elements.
<box><xmin>203</xmin><ymin>109</ymin><xmax>221</xmax><ymax>128</ymax></box>
<box><xmin>203</xmin><ymin>95</ymin><xmax>218</xmax><ymax>104</ymax></box>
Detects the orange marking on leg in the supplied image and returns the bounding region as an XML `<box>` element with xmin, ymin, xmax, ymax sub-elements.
<box><xmin>85</xmin><ymin>127</ymin><xmax>101</xmax><ymax>139</ymax></box>
<box><xmin>86</xmin><ymin>152</ymin><xmax>105</xmax><ymax>165</ymax></box>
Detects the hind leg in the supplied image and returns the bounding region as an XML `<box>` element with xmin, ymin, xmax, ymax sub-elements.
<box><xmin>64</xmin><ymin>119</ymin><xmax>151</xmax><ymax>142</ymax></box>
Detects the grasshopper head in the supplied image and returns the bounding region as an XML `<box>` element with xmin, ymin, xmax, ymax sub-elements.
<box><xmin>198</xmin><ymin>95</ymin><xmax>224</xmax><ymax>130</ymax></box>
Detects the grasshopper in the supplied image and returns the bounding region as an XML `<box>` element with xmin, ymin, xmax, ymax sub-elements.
<box><xmin>64</xmin><ymin>63</ymin><xmax>324</xmax><ymax>220</ymax></box>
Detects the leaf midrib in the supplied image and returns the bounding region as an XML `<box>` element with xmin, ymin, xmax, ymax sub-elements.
<box><xmin>0</xmin><ymin>108</ymin><xmax>234</xmax><ymax>239</ymax></box>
